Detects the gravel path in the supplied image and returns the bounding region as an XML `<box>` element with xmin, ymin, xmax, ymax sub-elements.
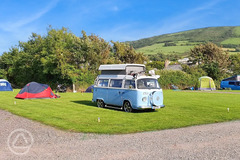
<box><xmin>1</xmin><ymin>109</ymin><xmax>240</xmax><ymax>160</ymax></box>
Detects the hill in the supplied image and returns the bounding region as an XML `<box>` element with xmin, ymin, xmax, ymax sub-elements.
<box><xmin>128</xmin><ymin>26</ymin><xmax>240</xmax><ymax>55</ymax></box>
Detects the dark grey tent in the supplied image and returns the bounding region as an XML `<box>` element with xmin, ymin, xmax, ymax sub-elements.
<box><xmin>85</xmin><ymin>85</ymin><xmax>94</xmax><ymax>93</ymax></box>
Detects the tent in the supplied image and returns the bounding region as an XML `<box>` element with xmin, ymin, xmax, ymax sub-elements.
<box><xmin>15</xmin><ymin>82</ymin><xmax>58</xmax><ymax>99</ymax></box>
<box><xmin>0</xmin><ymin>79</ymin><xmax>13</xmax><ymax>91</ymax></box>
<box><xmin>85</xmin><ymin>85</ymin><xmax>94</xmax><ymax>93</ymax></box>
<box><xmin>198</xmin><ymin>76</ymin><xmax>216</xmax><ymax>91</ymax></box>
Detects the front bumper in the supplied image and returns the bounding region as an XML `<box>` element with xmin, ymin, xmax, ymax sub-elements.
<box><xmin>137</xmin><ymin>104</ymin><xmax>165</xmax><ymax>110</ymax></box>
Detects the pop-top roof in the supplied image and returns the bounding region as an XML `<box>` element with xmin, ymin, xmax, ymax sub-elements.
<box><xmin>222</xmin><ymin>75</ymin><xmax>240</xmax><ymax>81</ymax></box>
<box><xmin>99</xmin><ymin>64</ymin><xmax>145</xmax><ymax>71</ymax></box>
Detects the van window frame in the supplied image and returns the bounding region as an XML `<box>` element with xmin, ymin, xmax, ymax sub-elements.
<box><xmin>109</xmin><ymin>79</ymin><xmax>123</xmax><ymax>88</ymax></box>
<box><xmin>124</xmin><ymin>79</ymin><xmax>136</xmax><ymax>89</ymax></box>
<box><xmin>97</xmin><ymin>79</ymin><xmax>109</xmax><ymax>87</ymax></box>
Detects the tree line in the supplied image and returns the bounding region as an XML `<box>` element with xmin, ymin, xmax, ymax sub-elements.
<box><xmin>0</xmin><ymin>27</ymin><xmax>146</xmax><ymax>88</ymax></box>
<box><xmin>0</xmin><ymin>27</ymin><xmax>239</xmax><ymax>89</ymax></box>
<box><xmin>153</xmin><ymin>42</ymin><xmax>240</xmax><ymax>89</ymax></box>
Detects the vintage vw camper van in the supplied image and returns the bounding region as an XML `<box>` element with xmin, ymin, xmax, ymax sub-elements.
<box><xmin>92</xmin><ymin>64</ymin><xmax>165</xmax><ymax>112</ymax></box>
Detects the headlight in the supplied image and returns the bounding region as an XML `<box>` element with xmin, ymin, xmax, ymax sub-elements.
<box><xmin>142</xmin><ymin>97</ymin><xmax>147</xmax><ymax>102</ymax></box>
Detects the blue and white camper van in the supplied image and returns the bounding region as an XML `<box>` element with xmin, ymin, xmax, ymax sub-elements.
<box><xmin>92</xmin><ymin>64</ymin><xmax>165</xmax><ymax>112</ymax></box>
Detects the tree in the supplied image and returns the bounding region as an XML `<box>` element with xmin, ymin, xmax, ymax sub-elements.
<box><xmin>147</xmin><ymin>61</ymin><xmax>165</xmax><ymax>70</ymax></box>
<box><xmin>189</xmin><ymin>42</ymin><xmax>230</xmax><ymax>79</ymax></box>
<box><xmin>111</xmin><ymin>41</ymin><xmax>147</xmax><ymax>64</ymax></box>
<box><xmin>0</xmin><ymin>69</ymin><xmax>6</xmax><ymax>79</ymax></box>
<box><xmin>229</xmin><ymin>54</ymin><xmax>240</xmax><ymax>75</ymax></box>
<box><xmin>0</xmin><ymin>27</ymin><xmax>146</xmax><ymax>88</ymax></box>
<box><xmin>148</xmin><ymin>53</ymin><xmax>181</xmax><ymax>61</ymax></box>
<box><xmin>163</xmin><ymin>42</ymin><xmax>176</xmax><ymax>47</ymax></box>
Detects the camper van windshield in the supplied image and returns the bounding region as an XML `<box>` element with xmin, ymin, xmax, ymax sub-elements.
<box><xmin>137</xmin><ymin>79</ymin><xmax>160</xmax><ymax>89</ymax></box>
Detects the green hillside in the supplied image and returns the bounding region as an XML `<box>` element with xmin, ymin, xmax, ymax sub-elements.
<box><xmin>128</xmin><ymin>26</ymin><xmax>240</xmax><ymax>55</ymax></box>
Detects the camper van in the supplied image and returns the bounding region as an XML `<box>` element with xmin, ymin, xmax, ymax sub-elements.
<box><xmin>92</xmin><ymin>64</ymin><xmax>165</xmax><ymax>112</ymax></box>
<box><xmin>220</xmin><ymin>75</ymin><xmax>240</xmax><ymax>90</ymax></box>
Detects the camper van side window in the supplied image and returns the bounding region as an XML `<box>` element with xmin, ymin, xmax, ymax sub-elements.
<box><xmin>110</xmin><ymin>79</ymin><xmax>122</xmax><ymax>88</ymax></box>
<box><xmin>229</xmin><ymin>82</ymin><xmax>235</xmax><ymax>85</ymax></box>
<box><xmin>124</xmin><ymin>80</ymin><xmax>135</xmax><ymax>89</ymax></box>
<box><xmin>98</xmin><ymin>79</ymin><xmax>109</xmax><ymax>87</ymax></box>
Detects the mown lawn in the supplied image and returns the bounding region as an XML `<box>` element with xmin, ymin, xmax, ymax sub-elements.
<box><xmin>0</xmin><ymin>90</ymin><xmax>239</xmax><ymax>134</ymax></box>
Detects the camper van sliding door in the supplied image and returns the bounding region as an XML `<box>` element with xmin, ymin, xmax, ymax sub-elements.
<box><xmin>95</xmin><ymin>79</ymin><xmax>109</xmax><ymax>102</ymax></box>
<box><xmin>106</xmin><ymin>79</ymin><xmax>123</xmax><ymax>107</ymax></box>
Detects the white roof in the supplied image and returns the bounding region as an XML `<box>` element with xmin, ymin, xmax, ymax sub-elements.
<box><xmin>98</xmin><ymin>75</ymin><xmax>133</xmax><ymax>79</ymax></box>
<box><xmin>0</xmin><ymin>79</ymin><xmax>9</xmax><ymax>82</ymax></box>
<box><xmin>99</xmin><ymin>64</ymin><xmax>145</xmax><ymax>71</ymax></box>
<box><xmin>97</xmin><ymin>74</ymin><xmax>159</xmax><ymax>80</ymax></box>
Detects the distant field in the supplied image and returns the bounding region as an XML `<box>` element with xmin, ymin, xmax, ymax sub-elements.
<box><xmin>130</xmin><ymin>26</ymin><xmax>240</xmax><ymax>56</ymax></box>
<box><xmin>221</xmin><ymin>38</ymin><xmax>240</xmax><ymax>45</ymax></box>
<box><xmin>137</xmin><ymin>42</ymin><xmax>194</xmax><ymax>55</ymax></box>
<box><xmin>233</xmin><ymin>27</ymin><xmax>240</xmax><ymax>36</ymax></box>
<box><xmin>0</xmin><ymin>90</ymin><xmax>239</xmax><ymax>134</ymax></box>
<box><xmin>137</xmin><ymin>40</ymin><xmax>240</xmax><ymax>55</ymax></box>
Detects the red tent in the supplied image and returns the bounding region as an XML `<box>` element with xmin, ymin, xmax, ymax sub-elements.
<box><xmin>15</xmin><ymin>82</ymin><xmax>59</xmax><ymax>99</ymax></box>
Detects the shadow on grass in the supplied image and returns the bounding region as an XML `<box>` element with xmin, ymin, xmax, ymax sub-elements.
<box><xmin>134</xmin><ymin>109</ymin><xmax>157</xmax><ymax>113</ymax></box>
<box><xmin>71</xmin><ymin>100</ymin><xmax>121</xmax><ymax>112</ymax></box>
<box><xmin>71</xmin><ymin>100</ymin><xmax>157</xmax><ymax>113</ymax></box>
<box><xmin>71</xmin><ymin>100</ymin><xmax>96</xmax><ymax>107</ymax></box>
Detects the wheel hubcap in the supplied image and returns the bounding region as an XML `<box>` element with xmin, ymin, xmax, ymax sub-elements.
<box><xmin>124</xmin><ymin>102</ymin><xmax>132</xmax><ymax>112</ymax></box>
<box><xmin>97</xmin><ymin>100</ymin><xmax>103</xmax><ymax>108</ymax></box>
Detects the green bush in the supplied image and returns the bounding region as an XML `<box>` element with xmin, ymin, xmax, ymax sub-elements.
<box><xmin>164</xmin><ymin>42</ymin><xmax>177</xmax><ymax>47</ymax></box>
<box><xmin>157</xmin><ymin>70</ymin><xmax>200</xmax><ymax>89</ymax></box>
<box><xmin>147</xmin><ymin>61</ymin><xmax>165</xmax><ymax>70</ymax></box>
<box><xmin>0</xmin><ymin>69</ymin><xmax>6</xmax><ymax>79</ymax></box>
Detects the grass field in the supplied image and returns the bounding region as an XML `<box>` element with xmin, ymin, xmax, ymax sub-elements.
<box><xmin>136</xmin><ymin>41</ymin><xmax>240</xmax><ymax>56</ymax></box>
<box><xmin>233</xmin><ymin>26</ymin><xmax>240</xmax><ymax>36</ymax></box>
<box><xmin>0</xmin><ymin>90</ymin><xmax>239</xmax><ymax>134</ymax></box>
<box><xmin>221</xmin><ymin>38</ymin><xmax>240</xmax><ymax>45</ymax></box>
<box><xmin>136</xmin><ymin>42</ymin><xmax>194</xmax><ymax>55</ymax></box>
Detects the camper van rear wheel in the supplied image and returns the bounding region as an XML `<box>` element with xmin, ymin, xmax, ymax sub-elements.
<box><xmin>123</xmin><ymin>101</ymin><xmax>132</xmax><ymax>112</ymax></box>
<box><xmin>97</xmin><ymin>99</ymin><xmax>105</xmax><ymax>108</ymax></box>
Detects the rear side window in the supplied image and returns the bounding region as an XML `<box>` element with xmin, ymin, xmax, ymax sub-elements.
<box><xmin>229</xmin><ymin>82</ymin><xmax>235</xmax><ymax>85</ymax></box>
<box><xmin>98</xmin><ymin>79</ymin><xmax>109</xmax><ymax>87</ymax></box>
<box><xmin>110</xmin><ymin>79</ymin><xmax>122</xmax><ymax>88</ymax></box>
<box><xmin>124</xmin><ymin>80</ymin><xmax>136</xmax><ymax>89</ymax></box>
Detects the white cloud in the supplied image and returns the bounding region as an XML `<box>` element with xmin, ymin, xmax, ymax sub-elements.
<box><xmin>97</xmin><ymin>0</ymin><xmax>226</xmax><ymax>42</ymax></box>
<box><xmin>0</xmin><ymin>0</ymin><xmax>59</xmax><ymax>54</ymax></box>
<box><xmin>0</xmin><ymin>0</ymin><xmax>59</xmax><ymax>32</ymax></box>
<box><xmin>111</xmin><ymin>6</ymin><xmax>119</xmax><ymax>12</ymax></box>
<box><xmin>155</xmin><ymin>0</ymin><xmax>226</xmax><ymax>35</ymax></box>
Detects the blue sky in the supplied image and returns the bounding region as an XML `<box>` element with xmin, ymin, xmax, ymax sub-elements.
<box><xmin>0</xmin><ymin>0</ymin><xmax>240</xmax><ymax>54</ymax></box>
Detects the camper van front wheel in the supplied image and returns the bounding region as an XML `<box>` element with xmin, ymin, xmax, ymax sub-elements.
<box><xmin>97</xmin><ymin>99</ymin><xmax>105</xmax><ymax>108</ymax></box>
<box><xmin>123</xmin><ymin>101</ymin><xmax>133</xmax><ymax>113</ymax></box>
